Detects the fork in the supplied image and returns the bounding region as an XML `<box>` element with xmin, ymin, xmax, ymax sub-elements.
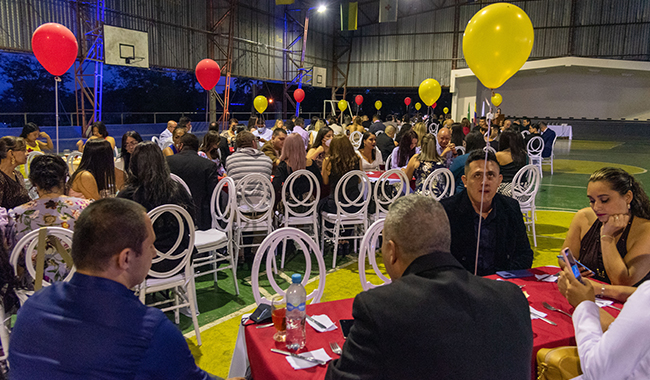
<box><xmin>542</xmin><ymin>302</ymin><xmax>572</xmax><ymax>318</ymax></box>
<box><xmin>329</xmin><ymin>342</ymin><xmax>342</xmax><ymax>355</ymax></box>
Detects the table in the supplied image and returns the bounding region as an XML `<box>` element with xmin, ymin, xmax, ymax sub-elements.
<box><xmin>243</xmin><ymin>267</ymin><xmax>622</xmax><ymax>380</ymax></box>
<box><xmin>365</xmin><ymin>170</ymin><xmax>416</xmax><ymax>189</ymax></box>
<box><xmin>547</xmin><ymin>124</ymin><xmax>573</xmax><ymax>140</ymax></box>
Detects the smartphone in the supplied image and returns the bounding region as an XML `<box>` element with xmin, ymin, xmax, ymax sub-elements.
<box><xmin>561</xmin><ymin>248</ymin><xmax>584</xmax><ymax>283</ymax></box>
<box><xmin>557</xmin><ymin>254</ymin><xmax>592</xmax><ymax>276</ymax></box>
<box><xmin>339</xmin><ymin>319</ymin><xmax>354</xmax><ymax>338</ymax></box>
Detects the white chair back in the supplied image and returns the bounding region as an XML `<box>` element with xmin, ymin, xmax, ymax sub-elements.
<box><xmin>349</xmin><ymin>131</ymin><xmax>363</xmax><ymax>149</ymax></box>
<box><xmin>146</xmin><ymin>204</ymin><xmax>196</xmax><ymax>278</ymax></box>
<box><xmin>428</xmin><ymin>121</ymin><xmax>439</xmax><ymax>135</ymax></box>
<box><xmin>210</xmin><ymin>177</ymin><xmax>236</xmax><ymax>232</ymax></box>
<box><xmin>170</xmin><ymin>173</ymin><xmax>192</xmax><ymax>197</ymax></box>
<box><xmin>521</xmin><ymin>130</ymin><xmax>530</xmax><ymax>138</ymax></box>
<box><xmin>25</xmin><ymin>151</ymin><xmax>44</xmax><ymax>177</ymax></box>
<box><xmin>422</xmin><ymin>168</ymin><xmax>455</xmax><ymax>201</ymax></box>
<box><xmin>10</xmin><ymin>227</ymin><xmax>76</xmax><ymax>285</ymax></box>
<box><xmin>526</xmin><ymin>136</ymin><xmax>544</xmax><ymax>157</ymax></box>
<box><xmin>373</xmin><ymin>169</ymin><xmax>410</xmax><ymax>217</ymax></box>
<box><xmin>251</xmin><ymin>227</ymin><xmax>326</xmax><ymax>305</ymax></box>
<box><xmin>333</xmin><ymin>170</ymin><xmax>372</xmax><ymax>218</ymax></box>
<box><xmin>235</xmin><ymin>173</ymin><xmax>275</xmax><ymax>224</ymax></box>
<box><xmin>358</xmin><ymin>219</ymin><xmax>391</xmax><ymax>291</ymax></box>
<box><xmin>66</xmin><ymin>150</ymin><xmax>83</xmax><ymax>173</ymax></box>
<box><xmin>484</xmin><ymin>145</ymin><xmax>497</xmax><ymax>155</ymax></box>
<box><xmin>281</xmin><ymin>169</ymin><xmax>320</xmax><ymax>220</ymax></box>
<box><xmin>113</xmin><ymin>146</ymin><xmax>119</xmax><ymax>160</ymax></box>
<box><xmin>512</xmin><ymin>164</ymin><xmax>542</xmax><ymax>207</ymax></box>
<box><xmin>455</xmin><ymin>146</ymin><xmax>466</xmax><ymax>155</ymax></box>
<box><xmin>151</xmin><ymin>136</ymin><xmax>160</xmax><ymax>147</ymax></box>
<box><xmin>384</xmin><ymin>151</ymin><xmax>392</xmax><ymax>170</ymax></box>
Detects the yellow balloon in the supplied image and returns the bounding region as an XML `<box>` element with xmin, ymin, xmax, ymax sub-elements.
<box><xmin>254</xmin><ymin>95</ymin><xmax>268</xmax><ymax>114</ymax></box>
<box><xmin>338</xmin><ymin>99</ymin><xmax>348</xmax><ymax>111</ymax></box>
<box><xmin>415</xmin><ymin>102</ymin><xmax>421</xmax><ymax>110</ymax></box>
<box><xmin>418</xmin><ymin>78</ymin><xmax>441</xmax><ymax>107</ymax></box>
<box><xmin>462</xmin><ymin>3</ymin><xmax>534</xmax><ymax>89</ymax></box>
<box><xmin>375</xmin><ymin>100</ymin><xmax>382</xmax><ymax>110</ymax></box>
<box><xmin>491</xmin><ymin>93</ymin><xmax>503</xmax><ymax>107</ymax></box>
<box><xmin>443</xmin><ymin>107</ymin><xmax>449</xmax><ymax>114</ymax></box>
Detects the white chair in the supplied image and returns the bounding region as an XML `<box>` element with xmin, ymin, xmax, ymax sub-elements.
<box><xmin>422</xmin><ymin>168</ymin><xmax>455</xmax><ymax>201</ymax></box>
<box><xmin>371</xmin><ymin>169</ymin><xmax>410</xmax><ymax>222</ymax></box>
<box><xmin>384</xmin><ymin>151</ymin><xmax>393</xmax><ymax>170</ymax></box>
<box><xmin>542</xmin><ymin>134</ymin><xmax>558</xmax><ymax>175</ymax></box>
<box><xmin>151</xmin><ymin>136</ymin><xmax>160</xmax><ymax>147</ymax></box>
<box><xmin>428</xmin><ymin>122</ymin><xmax>439</xmax><ymax>135</ymax></box>
<box><xmin>484</xmin><ymin>145</ymin><xmax>497</xmax><ymax>155</ymax></box>
<box><xmin>113</xmin><ymin>146</ymin><xmax>119</xmax><ymax>160</ymax></box>
<box><xmin>7</xmin><ymin>227</ymin><xmax>76</xmax><ymax>358</ymax></box>
<box><xmin>279</xmin><ymin>169</ymin><xmax>320</xmax><ymax>269</ymax></box>
<box><xmin>526</xmin><ymin>136</ymin><xmax>544</xmax><ymax>178</ymax></box>
<box><xmin>66</xmin><ymin>150</ymin><xmax>83</xmax><ymax>173</ymax></box>
<box><xmin>358</xmin><ymin>219</ymin><xmax>391</xmax><ymax>291</ymax></box>
<box><xmin>170</xmin><ymin>173</ymin><xmax>192</xmax><ymax>197</ymax></box>
<box><xmin>193</xmin><ymin>177</ymin><xmax>239</xmax><ymax>295</ymax></box>
<box><xmin>512</xmin><ymin>164</ymin><xmax>542</xmax><ymax>247</ymax></box>
<box><xmin>455</xmin><ymin>146</ymin><xmax>466</xmax><ymax>155</ymax></box>
<box><xmin>521</xmin><ymin>130</ymin><xmax>530</xmax><ymax>138</ymax></box>
<box><xmin>138</xmin><ymin>204</ymin><xmax>201</xmax><ymax>345</ymax></box>
<box><xmin>349</xmin><ymin>130</ymin><xmax>363</xmax><ymax>149</ymax></box>
<box><xmin>234</xmin><ymin>174</ymin><xmax>276</xmax><ymax>270</ymax></box>
<box><xmin>251</xmin><ymin>227</ymin><xmax>326</xmax><ymax>305</ymax></box>
<box><xmin>320</xmin><ymin>170</ymin><xmax>371</xmax><ymax>268</ymax></box>
<box><xmin>25</xmin><ymin>150</ymin><xmax>44</xmax><ymax>177</ymax></box>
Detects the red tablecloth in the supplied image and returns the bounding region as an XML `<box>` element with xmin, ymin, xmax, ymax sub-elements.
<box><xmin>245</xmin><ymin>267</ymin><xmax>622</xmax><ymax>380</ymax></box>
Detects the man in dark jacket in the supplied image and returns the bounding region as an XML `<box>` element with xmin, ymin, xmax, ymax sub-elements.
<box><xmin>166</xmin><ymin>133</ymin><xmax>219</xmax><ymax>230</ymax></box>
<box><xmin>441</xmin><ymin>150</ymin><xmax>534</xmax><ymax>276</ymax></box>
<box><xmin>325</xmin><ymin>194</ymin><xmax>533</xmax><ymax>380</ymax></box>
<box><xmin>376</xmin><ymin>125</ymin><xmax>396</xmax><ymax>162</ymax></box>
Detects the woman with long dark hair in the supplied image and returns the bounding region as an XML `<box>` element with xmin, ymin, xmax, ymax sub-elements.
<box><xmin>403</xmin><ymin>133</ymin><xmax>445</xmax><ymax>193</ymax></box>
<box><xmin>117</xmin><ymin>131</ymin><xmax>143</xmax><ymax>181</ymax></box>
<box><xmin>18</xmin><ymin>122</ymin><xmax>53</xmax><ymax>178</ymax></box>
<box><xmin>389</xmin><ymin>130</ymin><xmax>418</xmax><ymax>169</ymax></box>
<box><xmin>306</xmin><ymin>126</ymin><xmax>333</xmax><ymax>170</ymax></box>
<box><xmin>495</xmin><ymin>129</ymin><xmax>527</xmax><ymax>196</ymax></box>
<box><xmin>0</xmin><ymin>136</ymin><xmax>30</xmax><ymax>209</ymax></box>
<box><xmin>117</xmin><ymin>141</ymin><xmax>196</xmax><ymax>273</ymax></box>
<box><xmin>76</xmin><ymin>121</ymin><xmax>116</xmax><ymax>152</ymax></box>
<box><xmin>450</xmin><ymin>122</ymin><xmax>465</xmax><ymax>147</ymax></box>
<box><xmin>68</xmin><ymin>139</ymin><xmax>119</xmax><ymax>200</ymax></box>
<box><xmin>198</xmin><ymin>130</ymin><xmax>225</xmax><ymax>175</ymax></box>
<box><xmin>356</xmin><ymin>131</ymin><xmax>383</xmax><ymax>171</ymax></box>
<box><xmin>562</xmin><ymin>168</ymin><xmax>650</xmax><ymax>293</ymax></box>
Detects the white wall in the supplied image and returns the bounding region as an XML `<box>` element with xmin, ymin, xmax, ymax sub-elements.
<box><xmin>455</xmin><ymin>66</ymin><xmax>650</xmax><ymax>120</ymax></box>
<box><xmin>452</xmin><ymin>76</ymin><xmax>477</xmax><ymax>122</ymax></box>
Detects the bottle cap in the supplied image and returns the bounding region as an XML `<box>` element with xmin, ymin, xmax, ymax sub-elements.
<box><xmin>291</xmin><ymin>273</ymin><xmax>302</xmax><ymax>284</ymax></box>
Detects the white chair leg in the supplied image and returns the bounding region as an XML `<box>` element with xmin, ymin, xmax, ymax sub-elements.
<box><xmin>280</xmin><ymin>236</ymin><xmax>287</xmax><ymax>269</ymax></box>
<box><xmin>187</xmin><ymin>281</ymin><xmax>202</xmax><ymax>346</ymax></box>
<box><xmin>174</xmin><ymin>289</ymin><xmax>180</xmax><ymax>324</ymax></box>
<box><xmin>212</xmin><ymin>250</ymin><xmax>218</xmax><ymax>284</ymax></box>
<box><xmin>332</xmin><ymin>223</ymin><xmax>340</xmax><ymax>268</ymax></box>
<box><xmin>532</xmin><ymin>210</ymin><xmax>537</xmax><ymax>247</ymax></box>
<box><xmin>229</xmin><ymin>242</ymin><xmax>240</xmax><ymax>295</ymax></box>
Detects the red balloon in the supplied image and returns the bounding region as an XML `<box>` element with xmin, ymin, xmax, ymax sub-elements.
<box><xmin>31</xmin><ymin>23</ymin><xmax>78</xmax><ymax>76</ymax></box>
<box><xmin>355</xmin><ymin>95</ymin><xmax>363</xmax><ymax>106</ymax></box>
<box><xmin>404</xmin><ymin>97</ymin><xmax>412</xmax><ymax>106</ymax></box>
<box><xmin>195</xmin><ymin>59</ymin><xmax>221</xmax><ymax>90</ymax></box>
<box><xmin>294</xmin><ymin>88</ymin><xmax>305</xmax><ymax>103</ymax></box>
<box><xmin>432</xmin><ymin>102</ymin><xmax>437</xmax><ymax>108</ymax></box>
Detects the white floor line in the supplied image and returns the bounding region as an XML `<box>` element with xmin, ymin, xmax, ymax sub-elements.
<box><xmin>184</xmin><ymin>257</ymin><xmax>359</xmax><ymax>338</ymax></box>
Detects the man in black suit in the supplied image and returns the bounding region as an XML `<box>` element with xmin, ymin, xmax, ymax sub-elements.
<box><xmin>441</xmin><ymin>150</ymin><xmax>533</xmax><ymax>276</ymax></box>
<box><xmin>376</xmin><ymin>125</ymin><xmax>396</xmax><ymax>162</ymax></box>
<box><xmin>166</xmin><ymin>133</ymin><xmax>219</xmax><ymax>231</ymax></box>
<box><xmin>325</xmin><ymin>194</ymin><xmax>533</xmax><ymax>380</ymax></box>
<box><xmin>539</xmin><ymin>121</ymin><xmax>556</xmax><ymax>158</ymax></box>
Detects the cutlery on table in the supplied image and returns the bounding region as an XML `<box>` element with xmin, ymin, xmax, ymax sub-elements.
<box><xmin>256</xmin><ymin>323</ymin><xmax>274</xmax><ymax>329</ymax></box>
<box><xmin>307</xmin><ymin>315</ymin><xmax>327</xmax><ymax>330</ymax></box>
<box><xmin>538</xmin><ymin>316</ymin><xmax>557</xmax><ymax>326</ymax></box>
<box><xmin>329</xmin><ymin>342</ymin><xmax>342</xmax><ymax>355</ymax></box>
<box><xmin>271</xmin><ymin>349</ymin><xmax>326</xmax><ymax>365</ymax></box>
<box><xmin>606</xmin><ymin>304</ymin><xmax>622</xmax><ymax>311</ymax></box>
<box><xmin>542</xmin><ymin>302</ymin><xmax>573</xmax><ymax>318</ymax></box>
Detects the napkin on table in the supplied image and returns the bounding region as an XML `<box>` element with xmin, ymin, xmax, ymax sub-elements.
<box><xmin>307</xmin><ymin>314</ymin><xmax>338</xmax><ymax>332</ymax></box>
<box><xmin>529</xmin><ymin>306</ymin><xmax>548</xmax><ymax>320</ymax></box>
<box><xmin>595</xmin><ymin>299</ymin><xmax>613</xmax><ymax>308</ymax></box>
<box><xmin>287</xmin><ymin>348</ymin><xmax>332</xmax><ymax>370</ymax></box>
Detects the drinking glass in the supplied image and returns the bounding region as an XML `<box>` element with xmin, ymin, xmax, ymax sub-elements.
<box><xmin>272</xmin><ymin>295</ymin><xmax>286</xmax><ymax>342</ymax></box>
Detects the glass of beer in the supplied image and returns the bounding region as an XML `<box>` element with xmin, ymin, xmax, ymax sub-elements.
<box><xmin>272</xmin><ymin>295</ymin><xmax>286</xmax><ymax>342</ymax></box>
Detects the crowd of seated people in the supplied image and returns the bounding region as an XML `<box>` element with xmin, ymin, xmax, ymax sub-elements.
<box><xmin>2</xmin><ymin>110</ymin><xmax>650</xmax><ymax>379</ymax></box>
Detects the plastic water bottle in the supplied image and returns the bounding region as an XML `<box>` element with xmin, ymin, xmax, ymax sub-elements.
<box><xmin>285</xmin><ymin>273</ymin><xmax>306</xmax><ymax>351</ymax></box>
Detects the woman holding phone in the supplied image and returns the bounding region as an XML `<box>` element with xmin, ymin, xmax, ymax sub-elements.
<box><xmin>561</xmin><ymin>167</ymin><xmax>650</xmax><ymax>298</ymax></box>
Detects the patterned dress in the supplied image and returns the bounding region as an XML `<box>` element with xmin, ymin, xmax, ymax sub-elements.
<box><xmin>11</xmin><ymin>196</ymin><xmax>91</xmax><ymax>284</ymax></box>
<box><xmin>414</xmin><ymin>160</ymin><xmax>446</xmax><ymax>193</ymax></box>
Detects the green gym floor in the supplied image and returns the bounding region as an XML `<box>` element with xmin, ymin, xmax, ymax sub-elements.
<box><xmin>179</xmin><ymin>138</ymin><xmax>650</xmax><ymax>377</ymax></box>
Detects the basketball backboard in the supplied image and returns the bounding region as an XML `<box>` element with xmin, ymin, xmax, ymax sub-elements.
<box><xmin>104</xmin><ymin>25</ymin><xmax>149</xmax><ymax>68</ymax></box>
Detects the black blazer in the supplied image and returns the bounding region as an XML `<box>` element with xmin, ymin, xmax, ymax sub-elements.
<box><xmin>325</xmin><ymin>253</ymin><xmax>533</xmax><ymax>380</ymax></box>
<box><xmin>441</xmin><ymin>190</ymin><xmax>534</xmax><ymax>275</ymax></box>
<box><xmin>376</xmin><ymin>132</ymin><xmax>394</xmax><ymax>162</ymax></box>
<box><xmin>166</xmin><ymin>150</ymin><xmax>220</xmax><ymax>230</ymax></box>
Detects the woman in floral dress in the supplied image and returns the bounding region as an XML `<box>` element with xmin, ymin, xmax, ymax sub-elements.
<box><xmin>11</xmin><ymin>155</ymin><xmax>90</xmax><ymax>284</ymax></box>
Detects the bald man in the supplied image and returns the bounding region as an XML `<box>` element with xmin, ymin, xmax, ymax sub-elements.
<box><xmin>159</xmin><ymin>120</ymin><xmax>177</xmax><ymax>146</ymax></box>
<box><xmin>377</xmin><ymin>125</ymin><xmax>397</xmax><ymax>162</ymax></box>
<box><xmin>436</xmin><ymin>127</ymin><xmax>457</xmax><ymax>167</ymax></box>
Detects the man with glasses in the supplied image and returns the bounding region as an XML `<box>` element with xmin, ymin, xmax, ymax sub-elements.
<box><xmin>440</xmin><ymin>150</ymin><xmax>533</xmax><ymax>276</ymax></box>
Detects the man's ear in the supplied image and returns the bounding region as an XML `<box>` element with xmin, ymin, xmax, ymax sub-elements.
<box><xmin>116</xmin><ymin>248</ymin><xmax>132</xmax><ymax>271</ymax></box>
<box><xmin>461</xmin><ymin>174</ymin><xmax>467</xmax><ymax>188</ymax></box>
<box><xmin>387</xmin><ymin>240</ymin><xmax>400</xmax><ymax>266</ymax></box>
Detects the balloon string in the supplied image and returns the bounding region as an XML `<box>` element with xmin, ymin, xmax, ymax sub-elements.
<box><xmin>54</xmin><ymin>76</ymin><xmax>60</xmax><ymax>155</ymax></box>
<box><xmin>474</xmin><ymin>98</ymin><xmax>493</xmax><ymax>276</ymax></box>
<box><xmin>205</xmin><ymin>91</ymin><xmax>209</xmax><ymax>124</ymax></box>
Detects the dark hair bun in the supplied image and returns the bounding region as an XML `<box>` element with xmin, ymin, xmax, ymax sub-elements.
<box><xmin>28</xmin><ymin>154</ymin><xmax>68</xmax><ymax>192</ymax></box>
